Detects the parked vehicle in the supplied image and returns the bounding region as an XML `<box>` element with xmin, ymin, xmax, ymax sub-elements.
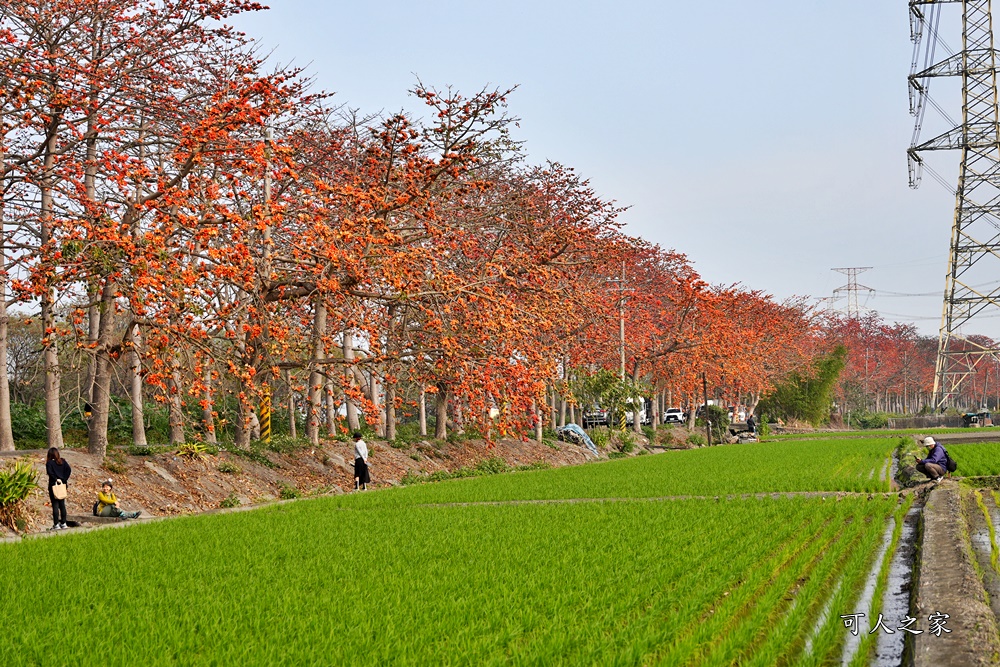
<box><xmin>583</xmin><ymin>407</ymin><xmax>610</xmax><ymax>427</ymax></box>
<box><xmin>663</xmin><ymin>408</ymin><xmax>686</xmax><ymax>424</ymax></box>
<box><xmin>624</xmin><ymin>398</ymin><xmax>650</xmax><ymax>426</ymax></box>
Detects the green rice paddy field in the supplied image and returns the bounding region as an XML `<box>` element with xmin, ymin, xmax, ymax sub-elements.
<box><xmin>944</xmin><ymin>442</ymin><xmax>1000</xmax><ymax>476</ymax></box>
<box><xmin>0</xmin><ymin>437</ymin><xmax>906</xmax><ymax>666</ymax></box>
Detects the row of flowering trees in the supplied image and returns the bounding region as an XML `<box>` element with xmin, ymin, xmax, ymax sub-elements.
<box><xmin>2</xmin><ymin>0</ymin><xmax>940</xmax><ymax>455</ymax></box>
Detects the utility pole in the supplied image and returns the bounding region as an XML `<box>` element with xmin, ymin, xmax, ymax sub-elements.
<box><xmin>908</xmin><ymin>0</ymin><xmax>1000</xmax><ymax>408</ymax></box>
<box><xmin>831</xmin><ymin>267</ymin><xmax>874</xmax><ymax>320</ymax></box>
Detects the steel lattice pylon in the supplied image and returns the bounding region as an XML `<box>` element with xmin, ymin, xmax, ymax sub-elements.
<box><xmin>909</xmin><ymin>0</ymin><xmax>1000</xmax><ymax>408</ymax></box>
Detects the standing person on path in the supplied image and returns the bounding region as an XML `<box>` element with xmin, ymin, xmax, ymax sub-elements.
<box><xmin>45</xmin><ymin>447</ymin><xmax>71</xmax><ymax>530</ymax></box>
<box><xmin>746</xmin><ymin>414</ymin><xmax>757</xmax><ymax>434</ymax></box>
<box><xmin>916</xmin><ymin>436</ymin><xmax>948</xmax><ymax>483</ymax></box>
<box><xmin>353</xmin><ymin>431</ymin><xmax>370</xmax><ymax>491</ymax></box>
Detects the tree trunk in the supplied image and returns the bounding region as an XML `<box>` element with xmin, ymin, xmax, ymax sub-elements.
<box><xmin>83</xmin><ymin>73</ymin><xmax>101</xmax><ymax>409</ymax></box>
<box><xmin>326</xmin><ymin>378</ymin><xmax>337</xmax><ymax>436</ymax></box>
<box><xmin>650</xmin><ymin>391</ymin><xmax>659</xmax><ymax>432</ymax></box>
<box><xmin>550</xmin><ymin>388</ymin><xmax>557</xmax><ymax>429</ymax></box>
<box><xmin>343</xmin><ymin>329</ymin><xmax>360</xmax><ymax>431</ymax></box>
<box><xmin>559</xmin><ymin>394</ymin><xmax>567</xmax><ymax>428</ymax></box>
<box><xmin>285</xmin><ymin>369</ymin><xmax>297</xmax><ymax>440</ymax></box>
<box><xmin>40</xmin><ymin>129</ymin><xmax>63</xmax><ymax>450</ymax></box>
<box><xmin>168</xmin><ymin>353</ymin><xmax>185</xmax><ymax>445</ymax></box>
<box><xmin>419</xmin><ymin>388</ymin><xmax>427</xmax><ymax>436</ymax></box>
<box><xmin>385</xmin><ymin>382</ymin><xmax>396</xmax><ymax>441</ymax></box>
<box><xmin>0</xmin><ymin>138</ymin><xmax>14</xmax><ymax>451</ymax></box>
<box><xmin>201</xmin><ymin>359</ymin><xmax>215</xmax><ymax>445</ymax></box>
<box><xmin>87</xmin><ymin>281</ymin><xmax>116</xmax><ymax>457</ymax></box>
<box><xmin>83</xmin><ymin>299</ymin><xmax>100</xmax><ymax>405</ymax></box>
<box><xmin>248</xmin><ymin>409</ymin><xmax>261</xmax><ymax>441</ymax></box>
<box><xmin>234</xmin><ymin>397</ymin><xmax>252</xmax><ymax>449</ymax></box>
<box><xmin>534</xmin><ymin>399</ymin><xmax>543</xmax><ymax>443</ymax></box>
<box><xmin>306</xmin><ymin>299</ymin><xmax>326</xmax><ymax>445</ymax></box>
<box><xmin>569</xmin><ymin>401</ymin><xmax>576</xmax><ymax>426</ymax></box>
<box><xmin>128</xmin><ymin>326</ymin><xmax>148</xmax><ymax>447</ymax></box>
<box><xmin>370</xmin><ymin>372</ymin><xmax>384</xmax><ymax>437</ymax></box>
<box><xmin>434</xmin><ymin>385</ymin><xmax>447</xmax><ymax>440</ymax></box>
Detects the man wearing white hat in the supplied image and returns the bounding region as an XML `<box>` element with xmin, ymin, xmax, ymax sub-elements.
<box><xmin>916</xmin><ymin>436</ymin><xmax>948</xmax><ymax>484</ymax></box>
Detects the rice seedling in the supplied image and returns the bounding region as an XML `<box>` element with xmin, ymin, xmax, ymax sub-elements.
<box><xmin>0</xmin><ymin>493</ymin><xmax>897</xmax><ymax>665</ymax></box>
<box><xmin>0</xmin><ymin>437</ymin><xmax>902</xmax><ymax>665</ymax></box>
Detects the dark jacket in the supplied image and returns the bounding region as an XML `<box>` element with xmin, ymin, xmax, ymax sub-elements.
<box><xmin>46</xmin><ymin>459</ymin><xmax>71</xmax><ymax>488</ymax></box>
<box><xmin>923</xmin><ymin>444</ymin><xmax>948</xmax><ymax>468</ymax></box>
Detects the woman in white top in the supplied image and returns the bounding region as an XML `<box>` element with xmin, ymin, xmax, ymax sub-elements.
<box><xmin>353</xmin><ymin>431</ymin><xmax>370</xmax><ymax>490</ymax></box>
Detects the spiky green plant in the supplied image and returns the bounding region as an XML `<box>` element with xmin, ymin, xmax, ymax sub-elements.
<box><xmin>0</xmin><ymin>459</ymin><xmax>39</xmax><ymax>532</ymax></box>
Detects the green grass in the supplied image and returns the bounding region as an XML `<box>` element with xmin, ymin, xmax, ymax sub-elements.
<box><xmin>0</xmin><ymin>494</ymin><xmax>896</xmax><ymax>665</ymax></box>
<box><xmin>0</xmin><ymin>436</ymin><xmax>905</xmax><ymax>665</ymax></box>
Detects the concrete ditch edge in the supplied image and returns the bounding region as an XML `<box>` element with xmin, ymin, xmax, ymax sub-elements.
<box><xmin>914</xmin><ymin>482</ymin><xmax>1000</xmax><ymax>666</ymax></box>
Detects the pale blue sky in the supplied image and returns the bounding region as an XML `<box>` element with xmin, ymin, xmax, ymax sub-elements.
<box><xmin>231</xmin><ymin>1</ymin><xmax>969</xmax><ymax>336</ymax></box>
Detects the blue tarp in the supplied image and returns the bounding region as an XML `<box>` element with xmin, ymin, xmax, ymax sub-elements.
<box><xmin>557</xmin><ymin>423</ymin><xmax>600</xmax><ymax>457</ymax></box>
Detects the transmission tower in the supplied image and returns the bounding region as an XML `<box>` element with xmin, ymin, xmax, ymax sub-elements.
<box><xmin>832</xmin><ymin>267</ymin><xmax>874</xmax><ymax>319</ymax></box>
<box><xmin>908</xmin><ymin>0</ymin><xmax>1000</xmax><ymax>408</ymax></box>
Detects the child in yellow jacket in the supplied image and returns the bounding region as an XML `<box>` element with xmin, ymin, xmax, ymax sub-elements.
<box><xmin>96</xmin><ymin>480</ymin><xmax>141</xmax><ymax>519</ymax></box>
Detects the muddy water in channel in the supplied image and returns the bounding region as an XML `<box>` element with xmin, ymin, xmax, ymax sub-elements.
<box><xmin>873</xmin><ymin>504</ymin><xmax>921</xmax><ymax>667</ymax></box>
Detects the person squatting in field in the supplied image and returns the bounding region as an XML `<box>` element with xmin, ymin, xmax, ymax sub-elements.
<box><xmin>354</xmin><ymin>431</ymin><xmax>370</xmax><ymax>491</ymax></box>
<box><xmin>916</xmin><ymin>436</ymin><xmax>948</xmax><ymax>483</ymax></box>
<box><xmin>95</xmin><ymin>480</ymin><xmax>141</xmax><ymax>519</ymax></box>
<box><xmin>45</xmin><ymin>447</ymin><xmax>71</xmax><ymax>530</ymax></box>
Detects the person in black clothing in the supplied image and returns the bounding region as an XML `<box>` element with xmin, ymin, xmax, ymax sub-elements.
<box><xmin>746</xmin><ymin>414</ymin><xmax>757</xmax><ymax>434</ymax></box>
<box><xmin>45</xmin><ymin>447</ymin><xmax>71</xmax><ymax>530</ymax></box>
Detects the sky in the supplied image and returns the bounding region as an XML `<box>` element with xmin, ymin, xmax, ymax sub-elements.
<box><xmin>229</xmin><ymin>1</ymin><xmax>975</xmax><ymax>337</ymax></box>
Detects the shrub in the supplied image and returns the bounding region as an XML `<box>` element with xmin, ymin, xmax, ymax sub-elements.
<box><xmin>759</xmin><ymin>346</ymin><xmax>847</xmax><ymax>426</ymax></box>
<box><xmin>127</xmin><ymin>444</ymin><xmax>170</xmax><ymax>456</ymax></box>
<box><xmin>409</xmin><ymin>453</ymin><xmax>421</xmax><ymax>461</ymax></box>
<box><xmin>278</xmin><ymin>482</ymin><xmax>300</xmax><ymax>500</ymax></box>
<box><xmin>219</xmin><ymin>493</ymin><xmax>241</xmax><ymax>509</ymax></box>
<box><xmin>516</xmin><ymin>462</ymin><xmax>551</xmax><ymax>471</ymax></box>
<box><xmin>617</xmin><ymin>430</ymin><xmax>636</xmax><ymax>453</ymax></box>
<box><xmin>475</xmin><ymin>457</ymin><xmax>512</xmax><ymax>475</ymax></box>
<box><xmin>103</xmin><ymin>449</ymin><xmax>128</xmax><ymax>475</ymax></box>
<box><xmin>265</xmin><ymin>434</ymin><xmax>310</xmax><ymax>454</ymax></box>
<box><xmin>10</xmin><ymin>403</ymin><xmax>47</xmax><ymax>449</ymax></box>
<box><xmin>850</xmin><ymin>412</ymin><xmax>890</xmax><ymax>430</ymax></box>
<box><xmin>227</xmin><ymin>446</ymin><xmax>279</xmax><ymax>469</ymax></box>
<box><xmin>608</xmin><ymin>451</ymin><xmax>628</xmax><ymax>459</ymax></box>
<box><xmin>218</xmin><ymin>461</ymin><xmax>241</xmax><ymax>474</ymax></box>
<box><xmin>590</xmin><ymin>429</ymin><xmax>610</xmax><ymax>450</ymax></box>
<box><xmin>641</xmin><ymin>425</ymin><xmax>655</xmax><ymax>440</ymax></box>
<box><xmin>0</xmin><ymin>459</ymin><xmax>38</xmax><ymax>532</ymax></box>
<box><xmin>392</xmin><ymin>421</ymin><xmax>425</xmax><ymax>444</ymax></box>
<box><xmin>696</xmin><ymin>405</ymin><xmax>730</xmax><ymax>444</ymax></box>
<box><xmin>177</xmin><ymin>443</ymin><xmax>211</xmax><ymax>461</ymax></box>
<box><xmin>687</xmin><ymin>433</ymin><xmax>706</xmax><ymax>446</ymax></box>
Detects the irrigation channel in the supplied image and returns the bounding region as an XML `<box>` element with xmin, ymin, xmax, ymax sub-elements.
<box><xmin>830</xmin><ymin>473</ymin><xmax>1000</xmax><ymax>667</ymax></box>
